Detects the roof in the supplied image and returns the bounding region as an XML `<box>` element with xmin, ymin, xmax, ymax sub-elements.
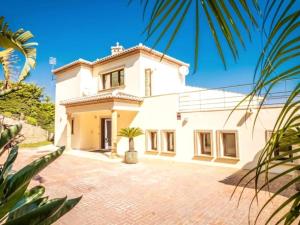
<box><xmin>53</xmin><ymin>44</ymin><xmax>189</xmax><ymax>74</ymax></box>
<box><xmin>60</xmin><ymin>91</ymin><xmax>143</xmax><ymax>106</ymax></box>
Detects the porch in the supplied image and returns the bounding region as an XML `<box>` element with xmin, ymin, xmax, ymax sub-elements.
<box><xmin>60</xmin><ymin>91</ymin><xmax>143</xmax><ymax>155</ymax></box>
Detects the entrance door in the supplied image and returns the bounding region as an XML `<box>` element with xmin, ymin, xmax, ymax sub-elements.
<box><xmin>101</xmin><ymin>118</ymin><xmax>112</xmax><ymax>150</ymax></box>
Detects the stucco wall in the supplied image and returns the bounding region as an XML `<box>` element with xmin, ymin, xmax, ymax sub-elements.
<box><xmin>139</xmin><ymin>54</ymin><xmax>185</xmax><ymax>96</ymax></box>
<box><xmin>55</xmin><ymin>66</ymin><xmax>82</xmax><ymax>146</ymax></box>
<box><xmin>54</xmin><ymin>51</ymin><xmax>187</xmax><ymax>148</ymax></box>
<box><xmin>93</xmin><ymin>54</ymin><xmax>141</xmax><ymax>96</ymax></box>
<box><xmin>54</xmin><ymin>49</ymin><xmax>284</xmax><ymax>169</ymax></box>
<box><xmin>125</xmin><ymin>94</ymin><xmax>282</xmax><ymax>169</ymax></box>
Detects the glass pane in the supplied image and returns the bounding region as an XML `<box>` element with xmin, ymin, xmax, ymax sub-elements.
<box><xmin>111</xmin><ymin>71</ymin><xmax>119</xmax><ymax>87</ymax></box>
<box><xmin>71</xmin><ymin>119</ymin><xmax>74</xmax><ymax>134</ymax></box>
<box><xmin>151</xmin><ymin>132</ymin><xmax>157</xmax><ymax>150</ymax></box>
<box><xmin>103</xmin><ymin>74</ymin><xmax>110</xmax><ymax>89</ymax></box>
<box><xmin>167</xmin><ymin>132</ymin><xmax>174</xmax><ymax>151</ymax></box>
<box><xmin>200</xmin><ymin>133</ymin><xmax>211</xmax><ymax>155</ymax></box>
<box><xmin>119</xmin><ymin>70</ymin><xmax>124</xmax><ymax>85</ymax></box>
<box><xmin>223</xmin><ymin>133</ymin><xmax>236</xmax><ymax>157</ymax></box>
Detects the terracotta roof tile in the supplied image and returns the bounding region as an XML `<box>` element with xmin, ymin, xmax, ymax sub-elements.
<box><xmin>53</xmin><ymin>44</ymin><xmax>189</xmax><ymax>74</ymax></box>
<box><xmin>60</xmin><ymin>91</ymin><xmax>143</xmax><ymax>106</ymax></box>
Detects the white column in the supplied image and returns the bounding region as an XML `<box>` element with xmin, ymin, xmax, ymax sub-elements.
<box><xmin>111</xmin><ymin>110</ymin><xmax>118</xmax><ymax>157</ymax></box>
<box><xmin>66</xmin><ymin>113</ymin><xmax>72</xmax><ymax>150</ymax></box>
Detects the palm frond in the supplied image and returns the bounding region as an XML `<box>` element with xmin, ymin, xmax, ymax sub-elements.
<box><xmin>136</xmin><ymin>1</ymin><xmax>300</xmax><ymax>223</ymax></box>
<box><xmin>118</xmin><ymin>127</ymin><xmax>144</xmax><ymax>138</ymax></box>
<box><xmin>0</xmin><ymin>16</ymin><xmax>37</xmax><ymax>84</ymax></box>
<box><xmin>136</xmin><ymin>0</ymin><xmax>260</xmax><ymax>70</ymax></box>
<box><xmin>231</xmin><ymin>1</ymin><xmax>300</xmax><ymax>224</ymax></box>
<box><xmin>0</xmin><ymin>48</ymin><xmax>15</xmax><ymax>89</ymax></box>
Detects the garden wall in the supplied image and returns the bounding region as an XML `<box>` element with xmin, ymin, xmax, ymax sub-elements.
<box><xmin>2</xmin><ymin>116</ymin><xmax>48</xmax><ymax>143</ymax></box>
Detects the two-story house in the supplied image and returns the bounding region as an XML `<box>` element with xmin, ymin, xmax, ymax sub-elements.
<box><xmin>54</xmin><ymin>43</ymin><xmax>283</xmax><ymax>168</ymax></box>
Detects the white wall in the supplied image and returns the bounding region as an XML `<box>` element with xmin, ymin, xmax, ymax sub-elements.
<box><xmin>139</xmin><ymin>54</ymin><xmax>186</xmax><ymax>96</ymax></box>
<box><xmin>55</xmin><ymin>66</ymin><xmax>82</xmax><ymax>146</ymax></box>
<box><xmin>123</xmin><ymin>93</ymin><xmax>282</xmax><ymax>169</ymax></box>
<box><xmin>93</xmin><ymin>54</ymin><xmax>141</xmax><ymax>96</ymax></box>
<box><xmin>55</xmin><ymin>50</ymin><xmax>282</xmax><ymax>170</ymax></box>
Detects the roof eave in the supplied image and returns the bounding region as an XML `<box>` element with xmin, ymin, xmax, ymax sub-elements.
<box><xmin>52</xmin><ymin>59</ymin><xmax>92</xmax><ymax>75</ymax></box>
<box><xmin>60</xmin><ymin>97</ymin><xmax>143</xmax><ymax>107</ymax></box>
<box><xmin>53</xmin><ymin>45</ymin><xmax>189</xmax><ymax>75</ymax></box>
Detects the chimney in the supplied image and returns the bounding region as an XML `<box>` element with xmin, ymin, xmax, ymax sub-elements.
<box><xmin>111</xmin><ymin>42</ymin><xmax>124</xmax><ymax>55</ymax></box>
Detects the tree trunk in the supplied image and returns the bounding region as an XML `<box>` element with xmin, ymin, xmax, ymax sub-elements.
<box><xmin>129</xmin><ymin>138</ymin><xmax>134</xmax><ymax>152</ymax></box>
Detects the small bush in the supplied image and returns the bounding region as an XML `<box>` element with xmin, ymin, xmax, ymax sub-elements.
<box><xmin>26</xmin><ymin>116</ymin><xmax>37</xmax><ymax>126</ymax></box>
<box><xmin>19</xmin><ymin>141</ymin><xmax>52</xmax><ymax>148</ymax></box>
<box><xmin>2</xmin><ymin>111</ymin><xmax>12</xmax><ymax>118</ymax></box>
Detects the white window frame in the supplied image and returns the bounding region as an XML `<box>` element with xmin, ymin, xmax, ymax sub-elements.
<box><xmin>265</xmin><ymin>130</ymin><xmax>294</xmax><ymax>162</ymax></box>
<box><xmin>99</xmin><ymin>68</ymin><xmax>125</xmax><ymax>91</ymax></box>
<box><xmin>145</xmin><ymin>130</ymin><xmax>159</xmax><ymax>152</ymax></box>
<box><xmin>217</xmin><ymin>130</ymin><xmax>239</xmax><ymax>159</ymax></box>
<box><xmin>194</xmin><ymin>130</ymin><xmax>214</xmax><ymax>157</ymax></box>
<box><xmin>161</xmin><ymin>130</ymin><xmax>176</xmax><ymax>153</ymax></box>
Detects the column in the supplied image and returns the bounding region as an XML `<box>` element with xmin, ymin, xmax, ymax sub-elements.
<box><xmin>111</xmin><ymin>110</ymin><xmax>118</xmax><ymax>158</ymax></box>
<box><xmin>66</xmin><ymin>113</ymin><xmax>72</xmax><ymax>150</ymax></box>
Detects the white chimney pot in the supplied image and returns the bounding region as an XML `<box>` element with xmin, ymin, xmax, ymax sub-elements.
<box><xmin>111</xmin><ymin>42</ymin><xmax>125</xmax><ymax>55</ymax></box>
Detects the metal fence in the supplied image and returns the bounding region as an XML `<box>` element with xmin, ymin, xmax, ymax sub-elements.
<box><xmin>178</xmin><ymin>79</ymin><xmax>299</xmax><ymax>112</ymax></box>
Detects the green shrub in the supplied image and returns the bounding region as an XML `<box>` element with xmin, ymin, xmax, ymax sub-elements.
<box><xmin>20</xmin><ymin>141</ymin><xmax>52</xmax><ymax>148</ymax></box>
<box><xmin>26</xmin><ymin>116</ymin><xmax>37</xmax><ymax>126</ymax></box>
<box><xmin>0</xmin><ymin>124</ymin><xmax>81</xmax><ymax>224</ymax></box>
<box><xmin>2</xmin><ymin>111</ymin><xmax>12</xmax><ymax>118</ymax></box>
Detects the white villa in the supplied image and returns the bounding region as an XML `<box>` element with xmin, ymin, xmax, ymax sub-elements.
<box><xmin>54</xmin><ymin>43</ymin><xmax>283</xmax><ymax>169</ymax></box>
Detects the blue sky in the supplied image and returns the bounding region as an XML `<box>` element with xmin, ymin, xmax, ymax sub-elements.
<box><xmin>2</xmin><ymin>0</ymin><xmax>265</xmax><ymax>100</ymax></box>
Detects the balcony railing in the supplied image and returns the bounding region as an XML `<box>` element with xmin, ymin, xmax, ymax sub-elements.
<box><xmin>178</xmin><ymin>79</ymin><xmax>299</xmax><ymax>112</ymax></box>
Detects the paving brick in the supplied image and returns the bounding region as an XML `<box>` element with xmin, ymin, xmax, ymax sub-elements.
<box><xmin>13</xmin><ymin>150</ymin><xmax>299</xmax><ymax>225</ymax></box>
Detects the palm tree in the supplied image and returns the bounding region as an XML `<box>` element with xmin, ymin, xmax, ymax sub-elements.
<box><xmin>0</xmin><ymin>16</ymin><xmax>37</xmax><ymax>94</ymax></box>
<box><xmin>138</xmin><ymin>1</ymin><xmax>299</xmax><ymax>224</ymax></box>
<box><xmin>0</xmin><ymin>17</ymin><xmax>79</xmax><ymax>224</ymax></box>
<box><xmin>118</xmin><ymin>127</ymin><xmax>144</xmax><ymax>152</ymax></box>
<box><xmin>0</xmin><ymin>125</ymin><xmax>81</xmax><ymax>224</ymax></box>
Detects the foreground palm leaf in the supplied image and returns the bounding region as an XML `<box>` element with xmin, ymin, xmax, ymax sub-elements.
<box><xmin>140</xmin><ymin>0</ymin><xmax>300</xmax><ymax>224</ymax></box>
<box><xmin>0</xmin><ymin>125</ymin><xmax>81</xmax><ymax>224</ymax></box>
<box><xmin>0</xmin><ymin>48</ymin><xmax>15</xmax><ymax>89</ymax></box>
<box><xmin>0</xmin><ymin>16</ymin><xmax>37</xmax><ymax>88</ymax></box>
<box><xmin>137</xmin><ymin>0</ymin><xmax>259</xmax><ymax>71</ymax></box>
<box><xmin>232</xmin><ymin>1</ymin><xmax>300</xmax><ymax>224</ymax></box>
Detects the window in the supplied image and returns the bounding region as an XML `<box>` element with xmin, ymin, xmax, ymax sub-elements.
<box><xmin>103</xmin><ymin>74</ymin><xmax>111</xmax><ymax>89</ymax></box>
<box><xmin>111</xmin><ymin>71</ymin><xmax>119</xmax><ymax>87</ymax></box>
<box><xmin>222</xmin><ymin>133</ymin><xmax>237</xmax><ymax>157</ymax></box>
<box><xmin>150</xmin><ymin>131</ymin><xmax>158</xmax><ymax>150</ymax></box>
<box><xmin>102</xmin><ymin>69</ymin><xmax>124</xmax><ymax>89</ymax></box>
<box><xmin>195</xmin><ymin>131</ymin><xmax>212</xmax><ymax>156</ymax></box>
<box><xmin>161</xmin><ymin>131</ymin><xmax>175</xmax><ymax>152</ymax></box>
<box><xmin>71</xmin><ymin>119</ymin><xmax>74</xmax><ymax>135</ymax></box>
<box><xmin>266</xmin><ymin>130</ymin><xmax>293</xmax><ymax>161</ymax></box>
<box><xmin>166</xmin><ymin>132</ymin><xmax>175</xmax><ymax>151</ymax></box>
<box><xmin>145</xmin><ymin>69</ymin><xmax>152</xmax><ymax>96</ymax></box>
<box><xmin>146</xmin><ymin>131</ymin><xmax>158</xmax><ymax>151</ymax></box>
<box><xmin>274</xmin><ymin>145</ymin><xmax>293</xmax><ymax>161</ymax></box>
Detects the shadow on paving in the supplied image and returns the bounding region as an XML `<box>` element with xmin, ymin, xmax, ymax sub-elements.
<box><xmin>219</xmin><ymin>169</ymin><xmax>296</xmax><ymax>198</ymax></box>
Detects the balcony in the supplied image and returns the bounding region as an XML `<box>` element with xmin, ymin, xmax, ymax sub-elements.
<box><xmin>178</xmin><ymin>79</ymin><xmax>298</xmax><ymax>112</ymax></box>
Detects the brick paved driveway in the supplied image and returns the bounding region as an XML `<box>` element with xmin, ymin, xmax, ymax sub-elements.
<box><xmin>14</xmin><ymin>149</ymin><xmax>294</xmax><ymax>225</ymax></box>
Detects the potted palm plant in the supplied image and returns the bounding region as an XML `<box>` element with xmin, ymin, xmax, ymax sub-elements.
<box><xmin>118</xmin><ymin>127</ymin><xmax>143</xmax><ymax>164</ymax></box>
